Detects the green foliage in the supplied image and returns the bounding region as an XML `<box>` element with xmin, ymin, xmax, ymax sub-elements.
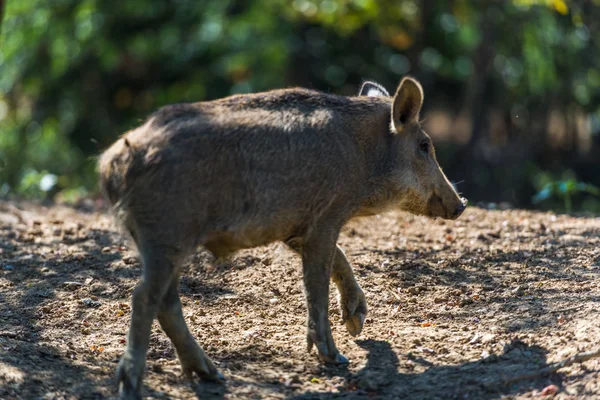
<box><xmin>0</xmin><ymin>0</ymin><xmax>599</xmax><ymax>211</ymax></box>
<box><xmin>532</xmin><ymin>170</ymin><xmax>600</xmax><ymax>213</ymax></box>
<box><xmin>17</xmin><ymin>169</ymin><xmax>56</xmax><ymax>199</ymax></box>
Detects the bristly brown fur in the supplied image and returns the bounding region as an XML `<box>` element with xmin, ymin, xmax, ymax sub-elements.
<box><xmin>97</xmin><ymin>78</ymin><xmax>466</xmax><ymax>398</ymax></box>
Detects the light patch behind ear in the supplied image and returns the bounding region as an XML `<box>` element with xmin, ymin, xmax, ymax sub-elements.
<box><xmin>392</xmin><ymin>77</ymin><xmax>424</xmax><ymax>131</ymax></box>
<box><xmin>358</xmin><ymin>81</ymin><xmax>389</xmax><ymax>97</ymax></box>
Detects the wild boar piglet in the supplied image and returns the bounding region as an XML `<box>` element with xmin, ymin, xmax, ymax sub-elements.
<box><xmin>98</xmin><ymin>76</ymin><xmax>467</xmax><ymax>399</ymax></box>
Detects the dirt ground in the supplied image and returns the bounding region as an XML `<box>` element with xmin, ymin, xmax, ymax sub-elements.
<box><xmin>1</xmin><ymin>199</ymin><xmax>600</xmax><ymax>400</ymax></box>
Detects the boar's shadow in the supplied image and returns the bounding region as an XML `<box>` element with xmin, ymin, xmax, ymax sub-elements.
<box><xmin>290</xmin><ymin>339</ymin><xmax>559</xmax><ymax>399</ymax></box>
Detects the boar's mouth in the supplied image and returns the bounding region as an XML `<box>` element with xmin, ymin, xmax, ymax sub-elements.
<box><xmin>426</xmin><ymin>194</ymin><xmax>467</xmax><ymax>220</ymax></box>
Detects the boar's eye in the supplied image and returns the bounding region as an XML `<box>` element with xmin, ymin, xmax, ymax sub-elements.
<box><xmin>419</xmin><ymin>141</ymin><xmax>429</xmax><ymax>155</ymax></box>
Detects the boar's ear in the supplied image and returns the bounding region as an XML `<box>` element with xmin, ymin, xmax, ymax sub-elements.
<box><xmin>358</xmin><ymin>81</ymin><xmax>389</xmax><ymax>97</ymax></box>
<box><xmin>391</xmin><ymin>77</ymin><xmax>423</xmax><ymax>131</ymax></box>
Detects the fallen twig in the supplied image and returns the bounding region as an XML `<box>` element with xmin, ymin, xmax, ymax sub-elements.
<box><xmin>497</xmin><ymin>348</ymin><xmax>600</xmax><ymax>386</ymax></box>
<box><xmin>549</xmin><ymin>304</ymin><xmax>585</xmax><ymax>314</ymax></box>
<box><xmin>387</xmin><ymin>286</ymin><xmax>402</xmax><ymax>301</ymax></box>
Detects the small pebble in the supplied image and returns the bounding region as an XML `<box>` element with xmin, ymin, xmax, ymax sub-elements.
<box><xmin>81</xmin><ymin>298</ymin><xmax>102</xmax><ymax>308</ymax></box>
<box><xmin>460</xmin><ymin>298</ymin><xmax>473</xmax><ymax>307</ymax></box>
<box><xmin>261</xmin><ymin>256</ymin><xmax>273</xmax><ymax>266</ymax></box>
<box><xmin>512</xmin><ymin>285</ymin><xmax>525</xmax><ymax>296</ymax></box>
<box><xmin>62</xmin><ymin>281</ymin><xmax>83</xmax><ymax>291</ymax></box>
<box><xmin>122</xmin><ymin>255</ymin><xmax>137</xmax><ymax>265</ymax></box>
<box><xmin>469</xmin><ymin>333</ymin><xmax>481</xmax><ymax>344</ymax></box>
<box><xmin>407</xmin><ymin>287</ymin><xmax>419</xmax><ymax>295</ymax></box>
<box><xmin>540</xmin><ymin>384</ymin><xmax>559</xmax><ymax>396</ymax></box>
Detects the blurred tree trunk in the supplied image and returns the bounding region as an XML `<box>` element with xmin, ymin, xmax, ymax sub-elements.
<box><xmin>408</xmin><ymin>0</ymin><xmax>440</xmax><ymax>83</ymax></box>
<box><xmin>0</xmin><ymin>0</ymin><xmax>4</xmax><ymax>32</ymax></box>
<box><xmin>465</xmin><ymin>13</ymin><xmax>496</xmax><ymax>152</ymax></box>
<box><xmin>453</xmin><ymin>7</ymin><xmax>497</xmax><ymax>196</ymax></box>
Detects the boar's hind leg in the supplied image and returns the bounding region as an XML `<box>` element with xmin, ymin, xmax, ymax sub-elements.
<box><xmin>157</xmin><ymin>276</ymin><xmax>224</xmax><ymax>382</ymax></box>
<box><xmin>117</xmin><ymin>242</ymin><xmax>182</xmax><ymax>400</ymax></box>
<box><xmin>331</xmin><ymin>246</ymin><xmax>367</xmax><ymax>337</ymax></box>
<box><xmin>301</xmin><ymin>231</ymin><xmax>349</xmax><ymax>365</ymax></box>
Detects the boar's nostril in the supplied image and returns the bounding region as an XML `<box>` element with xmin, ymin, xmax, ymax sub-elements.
<box><xmin>452</xmin><ymin>200</ymin><xmax>467</xmax><ymax>219</ymax></box>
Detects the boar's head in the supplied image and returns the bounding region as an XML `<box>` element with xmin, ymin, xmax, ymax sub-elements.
<box><xmin>360</xmin><ymin>78</ymin><xmax>467</xmax><ymax>219</ymax></box>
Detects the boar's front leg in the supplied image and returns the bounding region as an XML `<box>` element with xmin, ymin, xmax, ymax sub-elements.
<box><xmin>286</xmin><ymin>241</ymin><xmax>367</xmax><ymax>338</ymax></box>
<box><xmin>301</xmin><ymin>230</ymin><xmax>349</xmax><ymax>364</ymax></box>
<box><xmin>331</xmin><ymin>246</ymin><xmax>367</xmax><ymax>337</ymax></box>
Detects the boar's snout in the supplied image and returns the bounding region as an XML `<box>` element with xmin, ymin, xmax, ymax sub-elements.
<box><xmin>451</xmin><ymin>197</ymin><xmax>468</xmax><ymax>220</ymax></box>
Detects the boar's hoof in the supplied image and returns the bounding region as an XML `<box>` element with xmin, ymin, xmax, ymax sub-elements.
<box><xmin>182</xmin><ymin>366</ymin><xmax>225</xmax><ymax>383</ymax></box>
<box><xmin>340</xmin><ymin>286</ymin><xmax>367</xmax><ymax>337</ymax></box>
<box><xmin>117</xmin><ymin>356</ymin><xmax>143</xmax><ymax>400</ymax></box>
<box><xmin>320</xmin><ymin>352</ymin><xmax>350</xmax><ymax>365</ymax></box>
<box><xmin>344</xmin><ymin>312</ymin><xmax>366</xmax><ymax>337</ymax></box>
<box><xmin>180</xmin><ymin>354</ymin><xmax>226</xmax><ymax>383</ymax></box>
<box><xmin>307</xmin><ymin>335</ymin><xmax>350</xmax><ymax>365</ymax></box>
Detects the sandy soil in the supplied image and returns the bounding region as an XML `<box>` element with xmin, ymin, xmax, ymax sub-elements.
<box><xmin>1</xmin><ymin>200</ymin><xmax>599</xmax><ymax>399</ymax></box>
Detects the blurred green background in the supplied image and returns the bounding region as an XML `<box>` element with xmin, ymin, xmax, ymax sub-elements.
<box><xmin>1</xmin><ymin>0</ymin><xmax>599</xmax><ymax>212</ymax></box>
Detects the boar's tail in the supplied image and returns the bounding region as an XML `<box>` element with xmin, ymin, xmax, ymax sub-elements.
<box><xmin>97</xmin><ymin>133</ymin><xmax>143</xmax><ymax>215</ymax></box>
